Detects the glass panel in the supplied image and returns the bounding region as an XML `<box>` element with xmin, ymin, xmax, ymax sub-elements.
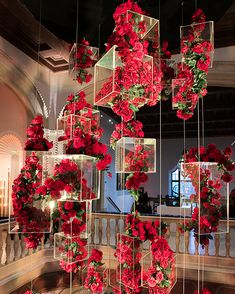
<box><xmin>115</xmin><ymin>137</ymin><xmax>156</xmax><ymax>173</ymax></box>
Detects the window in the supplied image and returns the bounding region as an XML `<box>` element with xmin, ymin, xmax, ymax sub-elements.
<box><xmin>169</xmin><ymin>165</ymin><xmax>194</xmax><ymax>204</ymax></box>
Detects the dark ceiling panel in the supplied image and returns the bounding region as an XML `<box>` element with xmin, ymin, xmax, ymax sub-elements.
<box><xmin>20</xmin><ymin>0</ymin><xmax>234</xmax><ymax>53</ymax></box>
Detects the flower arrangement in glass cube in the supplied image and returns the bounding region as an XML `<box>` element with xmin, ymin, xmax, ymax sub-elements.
<box><xmin>142</xmin><ymin>237</ymin><xmax>176</xmax><ymax>293</ymax></box>
<box><xmin>58</xmin><ymin>200</ymin><xmax>91</xmax><ymax>238</ymax></box>
<box><xmin>172</xmin><ymin>9</ymin><xmax>214</xmax><ymax>120</ymax></box>
<box><xmin>41</xmin><ymin>155</ymin><xmax>100</xmax><ymax>202</ymax></box>
<box><xmin>94</xmin><ymin>45</ymin><xmax>153</xmax><ymax>120</ymax></box>
<box><xmin>114</xmin><ymin>233</ymin><xmax>142</xmax><ymax>292</ymax></box>
<box><xmin>82</xmin><ymin>249</ymin><xmax>108</xmax><ymax>293</ymax></box>
<box><xmin>69</xmin><ymin>39</ymin><xmax>99</xmax><ymax>84</ymax></box>
<box><xmin>179</xmin><ymin>144</ymin><xmax>234</xmax><ymax>247</ymax></box>
<box><xmin>54</xmin><ymin>233</ymin><xmax>88</xmax><ymax>272</ymax></box>
<box><xmin>57</xmin><ymin>92</ymin><xmax>111</xmax><ymax>172</ymax></box>
<box><xmin>115</xmin><ymin>137</ymin><xmax>156</xmax><ymax>173</ymax></box>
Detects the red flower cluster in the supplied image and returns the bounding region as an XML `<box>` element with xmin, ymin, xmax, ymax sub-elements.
<box><xmin>115</xmin><ymin>234</ymin><xmax>142</xmax><ymax>293</ymax></box>
<box><xmin>173</xmin><ymin>9</ymin><xmax>213</xmax><ymax>120</ymax></box>
<box><xmin>64</xmin><ymin>91</ymin><xmax>90</xmax><ymax>115</ymax></box>
<box><xmin>184</xmin><ymin>144</ymin><xmax>235</xmax><ymax>182</ymax></box>
<box><xmin>60</xmin><ymin>92</ymin><xmax>111</xmax><ymax>171</ymax></box>
<box><xmin>70</xmin><ymin>38</ymin><xmax>97</xmax><ymax>84</ymax></box>
<box><xmin>59</xmin><ymin>236</ymin><xmax>88</xmax><ymax>273</ymax></box>
<box><xmin>125</xmin><ymin>212</ymin><xmax>167</xmax><ymax>242</ymax></box>
<box><xmin>38</xmin><ymin>158</ymin><xmax>97</xmax><ymax>201</ymax></box>
<box><xmin>25</xmin><ymin>115</ymin><xmax>53</xmax><ymax>151</ymax></box>
<box><xmin>95</xmin><ymin>0</ymin><xmax>162</xmax><ymax>117</ymax></box>
<box><xmin>110</xmin><ymin>120</ymin><xmax>144</xmax><ymax>149</ymax></box>
<box><xmin>83</xmin><ymin>249</ymin><xmax>107</xmax><ymax>293</ymax></box>
<box><xmin>125</xmin><ymin>172</ymin><xmax>148</xmax><ymax>200</ymax></box>
<box><xmin>143</xmin><ymin>237</ymin><xmax>175</xmax><ymax>293</ymax></box>
<box><xmin>12</xmin><ymin>153</ymin><xmax>50</xmax><ymax>249</ymax></box>
<box><xmin>125</xmin><ymin>144</ymin><xmax>154</xmax><ymax>172</ymax></box>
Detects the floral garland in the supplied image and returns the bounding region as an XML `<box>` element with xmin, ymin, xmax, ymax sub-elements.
<box><xmin>179</xmin><ymin>144</ymin><xmax>235</xmax><ymax>246</ymax></box>
<box><xmin>70</xmin><ymin>38</ymin><xmax>96</xmax><ymax>84</ymax></box>
<box><xmin>172</xmin><ymin>9</ymin><xmax>213</xmax><ymax>120</ymax></box>
<box><xmin>12</xmin><ymin>153</ymin><xmax>50</xmax><ymax>249</ymax></box>
<box><xmin>12</xmin><ymin>115</ymin><xmax>53</xmax><ymax>249</ymax></box>
<box><xmin>83</xmin><ymin>249</ymin><xmax>107</xmax><ymax>293</ymax></box>
<box><xmin>25</xmin><ymin>115</ymin><xmax>53</xmax><ymax>151</ymax></box>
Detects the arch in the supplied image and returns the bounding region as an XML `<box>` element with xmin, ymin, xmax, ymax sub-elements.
<box><xmin>0</xmin><ymin>49</ymin><xmax>48</xmax><ymax>118</ymax></box>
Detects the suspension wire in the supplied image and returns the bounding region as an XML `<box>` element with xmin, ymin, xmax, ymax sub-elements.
<box><xmin>197</xmin><ymin>102</ymin><xmax>201</xmax><ymax>293</ymax></box>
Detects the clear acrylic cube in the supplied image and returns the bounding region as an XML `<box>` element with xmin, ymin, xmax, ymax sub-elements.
<box><xmin>54</xmin><ymin>232</ymin><xmax>89</xmax><ymax>264</ymax></box>
<box><xmin>43</xmin><ymin>154</ymin><xmax>100</xmax><ymax>202</ymax></box>
<box><xmin>141</xmin><ymin>251</ymin><xmax>177</xmax><ymax>293</ymax></box>
<box><xmin>180</xmin><ymin>162</ymin><xmax>229</xmax><ymax>234</ymax></box>
<box><xmin>82</xmin><ymin>265</ymin><xmax>108</xmax><ymax>293</ymax></box>
<box><xmin>94</xmin><ymin>45</ymin><xmax>153</xmax><ymax>107</ymax></box>
<box><xmin>180</xmin><ymin>21</ymin><xmax>214</xmax><ymax>68</ymax></box>
<box><xmin>57</xmin><ymin>114</ymin><xmax>91</xmax><ymax>141</ymax></box>
<box><xmin>109</xmin><ymin>233</ymin><xmax>143</xmax><ymax>291</ymax></box>
<box><xmin>69</xmin><ymin>43</ymin><xmax>99</xmax><ymax>81</ymax></box>
<box><xmin>126</xmin><ymin>10</ymin><xmax>159</xmax><ymax>51</ymax></box>
<box><xmin>115</xmin><ymin>137</ymin><xmax>156</xmax><ymax>173</ymax></box>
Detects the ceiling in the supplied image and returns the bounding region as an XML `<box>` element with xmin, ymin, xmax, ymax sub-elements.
<box><xmin>20</xmin><ymin>0</ymin><xmax>235</xmax><ymax>53</ymax></box>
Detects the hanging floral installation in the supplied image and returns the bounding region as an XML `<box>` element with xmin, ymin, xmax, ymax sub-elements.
<box><xmin>25</xmin><ymin>115</ymin><xmax>53</xmax><ymax>151</ymax></box>
<box><xmin>179</xmin><ymin>144</ymin><xmax>234</xmax><ymax>247</ymax></box>
<box><xmin>172</xmin><ymin>9</ymin><xmax>214</xmax><ymax>120</ymax></box>
<box><xmin>9</xmin><ymin>1</ymin><xmax>227</xmax><ymax>294</ymax></box>
<box><xmin>69</xmin><ymin>38</ymin><xmax>99</xmax><ymax>84</ymax></box>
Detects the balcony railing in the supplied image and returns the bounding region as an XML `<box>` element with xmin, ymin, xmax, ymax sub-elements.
<box><xmin>0</xmin><ymin>214</ymin><xmax>235</xmax><ymax>292</ymax></box>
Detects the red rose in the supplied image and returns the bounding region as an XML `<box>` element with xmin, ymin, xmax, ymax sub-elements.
<box><xmin>221</xmin><ymin>173</ymin><xmax>233</xmax><ymax>183</ymax></box>
<box><xmin>64</xmin><ymin>201</ymin><xmax>74</xmax><ymax>210</ymax></box>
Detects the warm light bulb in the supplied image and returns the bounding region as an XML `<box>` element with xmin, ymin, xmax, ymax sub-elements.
<box><xmin>49</xmin><ymin>201</ymin><xmax>55</xmax><ymax>210</ymax></box>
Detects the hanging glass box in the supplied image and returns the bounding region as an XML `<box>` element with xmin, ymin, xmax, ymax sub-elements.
<box><xmin>58</xmin><ymin>200</ymin><xmax>92</xmax><ymax>239</ymax></box>
<box><xmin>180</xmin><ymin>162</ymin><xmax>229</xmax><ymax>234</ymax></box>
<box><xmin>109</xmin><ymin>233</ymin><xmax>143</xmax><ymax>291</ymax></box>
<box><xmin>54</xmin><ymin>232</ymin><xmax>89</xmax><ymax>264</ymax></box>
<box><xmin>57</xmin><ymin>114</ymin><xmax>91</xmax><ymax>141</ymax></box>
<box><xmin>180</xmin><ymin>21</ymin><xmax>214</xmax><ymax>68</ymax></box>
<box><xmin>126</xmin><ymin>10</ymin><xmax>160</xmax><ymax>55</ymax></box>
<box><xmin>82</xmin><ymin>265</ymin><xmax>108</xmax><ymax>293</ymax></box>
<box><xmin>69</xmin><ymin>43</ymin><xmax>99</xmax><ymax>82</ymax></box>
<box><xmin>141</xmin><ymin>251</ymin><xmax>177</xmax><ymax>293</ymax></box>
<box><xmin>94</xmin><ymin>45</ymin><xmax>153</xmax><ymax>108</ymax></box>
<box><xmin>43</xmin><ymin>154</ymin><xmax>100</xmax><ymax>202</ymax></box>
<box><xmin>115</xmin><ymin>137</ymin><xmax>156</xmax><ymax>173</ymax></box>
<box><xmin>172</xmin><ymin>78</ymin><xmax>187</xmax><ymax>110</ymax></box>
<box><xmin>80</xmin><ymin>108</ymin><xmax>101</xmax><ymax>138</ymax></box>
